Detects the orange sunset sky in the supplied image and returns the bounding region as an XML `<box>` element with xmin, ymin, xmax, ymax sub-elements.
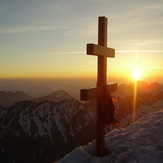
<box><xmin>0</xmin><ymin>0</ymin><xmax>163</xmax><ymax>88</ymax></box>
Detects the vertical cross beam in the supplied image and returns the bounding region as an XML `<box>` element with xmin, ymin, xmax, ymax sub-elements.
<box><xmin>97</xmin><ymin>16</ymin><xmax>107</xmax><ymax>86</ymax></box>
<box><xmin>96</xmin><ymin>16</ymin><xmax>107</xmax><ymax>156</ymax></box>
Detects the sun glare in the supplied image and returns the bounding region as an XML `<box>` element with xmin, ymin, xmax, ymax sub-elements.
<box><xmin>132</xmin><ymin>69</ymin><xmax>141</xmax><ymax>80</ymax></box>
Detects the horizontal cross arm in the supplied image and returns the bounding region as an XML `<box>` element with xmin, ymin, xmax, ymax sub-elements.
<box><xmin>80</xmin><ymin>82</ymin><xmax>117</xmax><ymax>101</ymax></box>
<box><xmin>87</xmin><ymin>44</ymin><xmax>115</xmax><ymax>58</ymax></box>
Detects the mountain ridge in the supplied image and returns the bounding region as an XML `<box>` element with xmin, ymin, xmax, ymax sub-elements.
<box><xmin>1</xmin><ymin>81</ymin><xmax>163</xmax><ymax>162</ymax></box>
<box><xmin>0</xmin><ymin>91</ymin><xmax>35</xmax><ymax>108</ymax></box>
<box><xmin>0</xmin><ymin>90</ymin><xmax>73</xmax><ymax>108</ymax></box>
<box><xmin>35</xmin><ymin>90</ymin><xmax>72</xmax><ymax>103</ymax></box>
<box><xmin>0</xmin><ymin>98</ymin><xmax>96</xmax><ymax>162</ymax></box>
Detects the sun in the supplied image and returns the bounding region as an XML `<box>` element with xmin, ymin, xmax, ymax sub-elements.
<box><xmin>132</xmin><ymin>69</ymin><xmax>141</xmax><ymax>80</ymax></box>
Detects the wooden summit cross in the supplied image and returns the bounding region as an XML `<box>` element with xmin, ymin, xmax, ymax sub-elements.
<box><xmin>80</xmin><ymin>16</ymin><xmax>117</xmax><ymax>157</ymax></box>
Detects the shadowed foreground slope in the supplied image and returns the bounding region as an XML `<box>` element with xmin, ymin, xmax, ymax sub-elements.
<box><xmin>57</xmin><ymin>109</ymin><xmax>163</xmax><ymax>163</ymax></box>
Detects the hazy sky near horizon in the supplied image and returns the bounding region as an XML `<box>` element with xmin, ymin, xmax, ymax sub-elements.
<box><xmin>0</xmin><ymin>0</ymin><xmax>163</xmax><ymax>82</ymax></box>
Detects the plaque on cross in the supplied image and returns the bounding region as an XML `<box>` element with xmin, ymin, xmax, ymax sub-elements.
<box><xmin>80</xmin><ymin>16</ymin><xmax>117</xmax><ymax>157</ymax></box>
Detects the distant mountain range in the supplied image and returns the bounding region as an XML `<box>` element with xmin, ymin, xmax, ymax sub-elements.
<box><xmin>0</xmin><ymin>91</ymin><xmax>34</xmax><ymax>108</ymax></box>
<box><xmin>0</xmin><ymin>90</ymin><xmax>72</xmax><ymax>108</ymax></box>
<box><xmin>0</xmin><ymin>81</ymin><xmax>163</xmax><ymax>162</ymax></box>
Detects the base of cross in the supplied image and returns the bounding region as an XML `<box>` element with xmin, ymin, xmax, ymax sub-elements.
<box><xmin>80</xmin><ymin>82</ymin><xmax>118</xmax><ymax>157</ymax></box>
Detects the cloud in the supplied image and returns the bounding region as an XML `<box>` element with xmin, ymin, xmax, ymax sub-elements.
<box><xmin>0</xmin><ymin>26</ymin><xmax>69</xmax><ymax>34</ymax></box>
<box><xmin>121</xmin><ymin>64</ymin><xmax>132</xmax><ymax>67</ymax></box>
<box><xmin>140</xmin><ymin>61</ymin><xmax>155</xmax><ymax>64</ymax></box>
<box><xmin>151</xmin><ymin>67</ymin><xmax>163</xmax><ymax>69</ymax></box>
<box><xmin>116</xmin><ymin>50</ymin><xmax>163</xmax><ymax>53</ymax></box>
<box><xmin>45</xmin><ymin>52</ymin><xmax>85</xmax><ymax>55</ymax></box>
<box><xmin>46</xmin><ymin>50</ymin><xmax>163</xmax><ymax>55</ymax></box>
